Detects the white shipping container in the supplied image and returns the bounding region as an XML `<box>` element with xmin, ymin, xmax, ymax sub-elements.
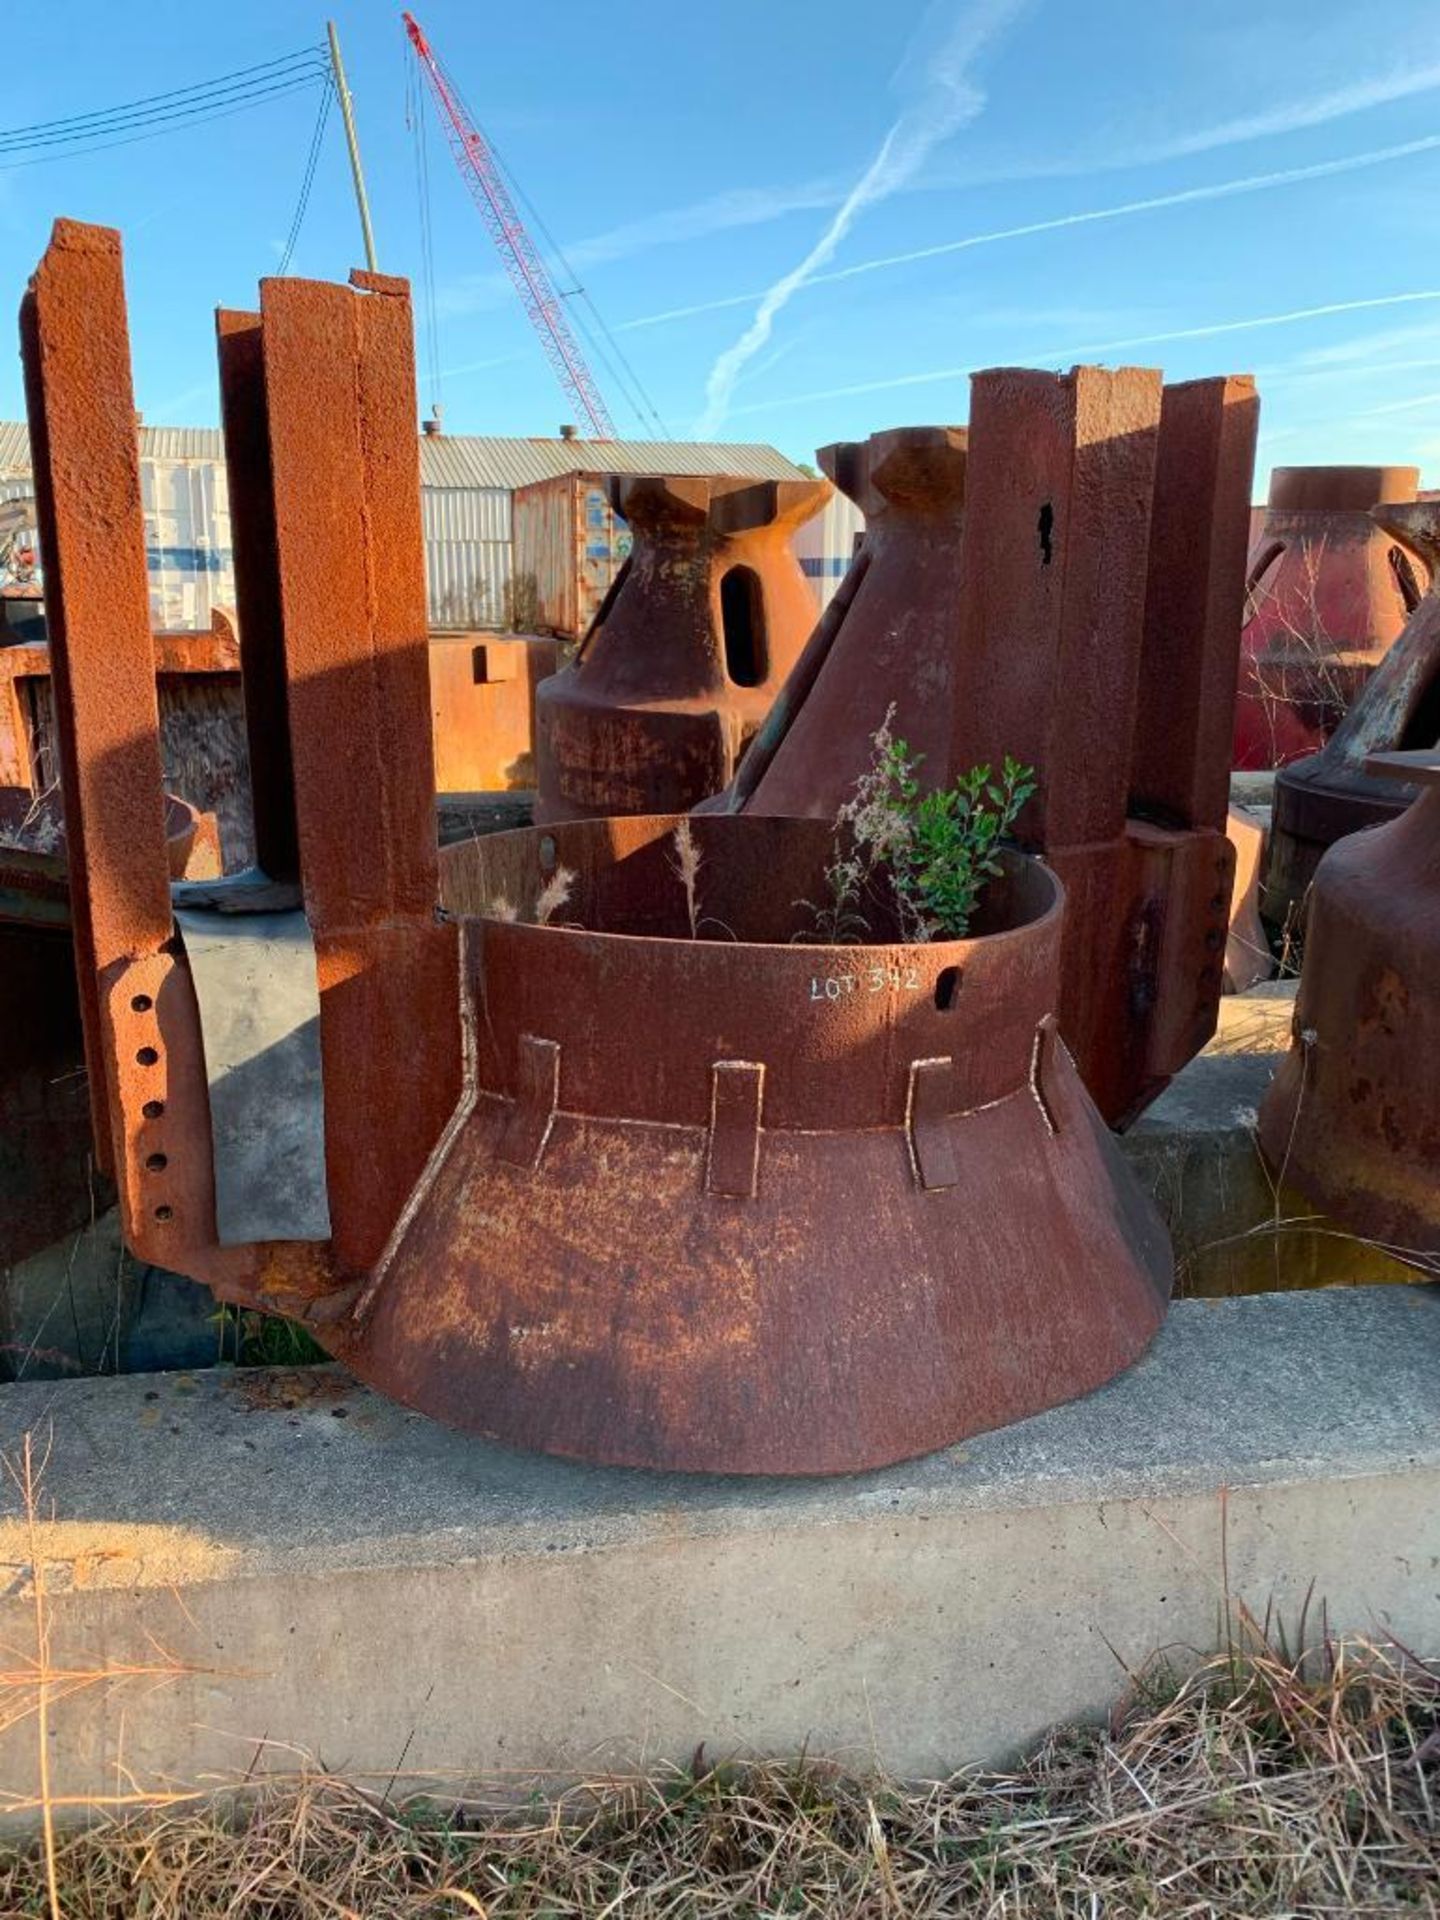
<box><xmin>791</xmin><ymin>487</ymin><xmax>865</xmax><ymax>611</ymax></box>
<box><xmin>141</xmin><ymin>457</ymin><xmax>235</xmax><ymax>631</ymax></box>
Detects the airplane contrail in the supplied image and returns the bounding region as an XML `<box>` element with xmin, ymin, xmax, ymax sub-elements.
<box><xmin>721</xmin><ymin>290</ymin><xmax>1440</xmax><ymax>415</ymax></box>
<box><xmin>694</xmin><ymin>0</ymin><xmax>1030</xmax><ymax>436</ymax></box>
<box><xmin>626</xmin><ymin>133</ymin><xmax>1440</xmax><ymax>337</ymax></box>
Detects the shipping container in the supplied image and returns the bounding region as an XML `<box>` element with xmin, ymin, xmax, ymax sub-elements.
<box><xmin>141</xmin><ymin>456</ymin><xmax>236</xmax><ymax>631</ymax></box>
<box><xmin>511</xmin><ymin>471</ymin><xmax>632</xmax><ymax>638</ymax></box>
<box><xmin>792</xmin><ymin>485</ymin><xmax>866</xmax><ymax>611</ymax></box>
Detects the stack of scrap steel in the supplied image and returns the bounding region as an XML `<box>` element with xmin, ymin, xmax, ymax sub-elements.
<box><xmin>15</xmin><ymin>219</ymin><xmax>1179</xmax><ymax>1474</ymax></box>
<box><xmin>534</xmin><ymin>471</ymin><xmax>829</xmax><ymax>820</ymax></box>
<box><xmin>1258</xmin><ymin>747</ymin><xmax>1440</xmax><ymax>1271</ymax></box>
<box><xmin>1264</xmin><ymin>500</ymin><xmax>1440</xmax><ymax>930</ymax></box>
<box><xmin>720</xmin><ymin>375</ymin><xmax>1261</xmax><ymax>1128</ymax></box>
<box><xmin>1234</xmin><ymin>465</ymin><xmax>1428</xmax><ymax>771</ymax></box>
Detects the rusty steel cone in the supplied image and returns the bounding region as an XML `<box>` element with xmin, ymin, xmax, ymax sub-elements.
<box><xmin>340</xmin><ymin>816</ymin><xmax>1175</xmax><ymax>1474</ymax></box>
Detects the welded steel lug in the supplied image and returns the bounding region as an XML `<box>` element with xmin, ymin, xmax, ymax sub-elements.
<box><xmin>1258</xmin><ymin>748</ymin><xmax>1440</xmax><ymax>1269</ymax></box>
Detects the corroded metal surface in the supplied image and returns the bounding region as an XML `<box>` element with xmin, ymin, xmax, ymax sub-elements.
<box><xmin>344</xmin><ymin>817</ymin><xmax>1174</xmax><ymax>1475</ymax></box>
<box><xmin>724</xmin><ymin>376</ymin><xmax>1259</xmax><ymax>1127</ymax></box>
<box><xmin>15</xmin><ymin>222</ymin><xmax>1176</xmax><ymax>1473</ymax></box>
<box><xmin>535</xmin><ymin>473</ymin><xmax>829</xmax><ymax>820</ymax></box>
<box><xmin>0</xmin><ymin>788</ymin><xmax>218</xmax><ymax>1269</ymax></box>
<box><xmin>1265</xmin><ymin>501</ymin><xmax>1440</xmax><ymax>929</ymax></box>
<box><xmin>1258</xmin><ymin>750</ymin><xmax>1440</xmax><ymax>1268</ymax></box>
<box><xmin>428</xmin><ymin>632</ymin><xmax>558</xmax><ymax>792</ymax></box>
<box><xmin>1236</xmin><ymin>465</ymin><xmax>1428</xmax><ymax>771</ymax></box>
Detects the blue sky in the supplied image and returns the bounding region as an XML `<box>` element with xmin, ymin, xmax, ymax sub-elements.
<box><xmin>2</xmin><ymin>0</ymin><xmax>1438</xmax><ymax>484</ymax></box>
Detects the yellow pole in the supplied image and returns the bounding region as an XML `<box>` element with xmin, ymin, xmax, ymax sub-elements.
<box><xmin>327</xmin><ymin>20</ymin><xmax>378</xmax><ymax>271</ymax></box>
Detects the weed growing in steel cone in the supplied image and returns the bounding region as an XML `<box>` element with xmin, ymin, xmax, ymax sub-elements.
<box><xmin>799</xmin><ymin>707</ymin><xmax>1035</xmax><ymax>944</ymax></box>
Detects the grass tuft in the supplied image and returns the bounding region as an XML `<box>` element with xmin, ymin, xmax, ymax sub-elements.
<box><xmin>2</xmin><ymin>1635</ymin><xmax>1434</xmax><ymax>1916</ymax></box>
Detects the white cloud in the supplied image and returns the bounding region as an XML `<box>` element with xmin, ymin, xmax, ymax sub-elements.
<box><xmin>693</xmin><ymin>0</ymin><xmax>1030</xmax><ymax>436</ymax></box>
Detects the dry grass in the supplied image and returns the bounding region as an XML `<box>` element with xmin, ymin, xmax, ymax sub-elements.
<box><xmin>2</xmin><ymin>1635</ymin><xmax>1434</xmax><ymax>1918</ymax></box>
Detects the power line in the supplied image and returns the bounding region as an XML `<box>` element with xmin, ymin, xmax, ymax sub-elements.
<box><xmin>277</xmin><ymin>78</ymin><xmax>334</xmax><ymax>276</ymax></box>
<box><xmin>0</xmin><ymin>68</ymin><xmax>326</xmax><ymax>154</ymax></box>
<box><xmin>0</xmin><ymin>80</ymin><xmax>327</xmax><ymax>172</ymax></box>
<box><xmin>0</xmin><ymin>51</ymin><xmax>327</xmax><ymax>164</ymax></box>
<box><xmin>0</xmin><ymin>46</ymin><xmax>325</xmax><ymax>143</ymax></box>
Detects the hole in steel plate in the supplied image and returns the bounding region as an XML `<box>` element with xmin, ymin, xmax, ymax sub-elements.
<box><xmin>145</xmin><ymin>1153</ymin><xmax>168</xmax><ymax>1173</ymax></box>
<box><xmin>934</xmin><ymin>965</ymin><xmax>962</xmax><ymax>1011</ymax></box>
<box><xmin>539</xmin><ymin>834</ymin><xmax>557</xmax><ymax>869</ymax></box>
<box><xmin>131</xmin><ymin>993</ymin><xmax>154</xmax><ymax>1013</ymax></box>
<box><xmin>142</xmin><ymin>1100</ymin><xmax>165</xmax><ymax>1119</ymax></box>
<box><xmin>136</xmin><ymin>1046</ymin><xmax>159</xmax><ymax>1067</ymax></box>
<box><xmin>153</xmin><ymin>1205</ymin><xmax>173</xmax><ymax>1223</ymax></box>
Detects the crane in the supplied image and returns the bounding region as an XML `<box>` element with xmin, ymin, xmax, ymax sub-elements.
<box><xmin>401</xmin><ymin>11</ymin><xmax>618</xmax><ymax>440</ymax></box>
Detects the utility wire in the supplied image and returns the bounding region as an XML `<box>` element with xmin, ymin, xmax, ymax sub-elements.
<box><xmin>0</xmin><ymin>51</ymin><xmax>326</xmax><ymax>165</ymax></box>
<box><xmin>277</xmin><ymin>78</ymin><xmax>334</xmax><ymax>276</ymax></box>
<box><xmin>0</xmin><ymin>80</ymin><xmax>327</xmax><ymax>172</ymax></box>
<box><xmin>487</xmin><ymin>132</ymin><xmax>672</xmax><ymax>439</ymax></box>
<box><xmin>0</xmin><ymin>47</ymin><xmax>325</xmax><ymax>142</ymax></box>
<box><xmin>0</xmin><ymin>70</ymin><xmax>326</xmax><ymax>153</ymax></box>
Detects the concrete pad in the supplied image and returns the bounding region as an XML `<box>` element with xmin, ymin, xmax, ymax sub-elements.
<box><xmin>0</xmin><ymin>1285</ymin><xmax>1434</xmax><ymax>1807</ymax></box>
<box><xmin>1121</xmin><ymin>983</ymin><xmax>1417</xmax><ymax>1295</ymax></box>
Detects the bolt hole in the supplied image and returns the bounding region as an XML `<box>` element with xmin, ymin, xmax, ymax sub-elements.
<box><xmin>934</xmin><ymin>965</ymin><xmax>962</xmax><ymax>1011</ymax></box>
<box><xmin>539</xmin><ymin>833</ymin><xmax>557</xmax><ymax>869</ymax></box>
<box><xmin>142</xmin><ymin>1100</ymin><xmax>165</xmax><ymax>1119</ymax></box>
<box><xmin>145</xmin><ymin>1152</ymin><xmax>168</xmax><ymax>1173</ymax></box>
<box><xmin>1037</xmin><ymin>502</ymin><xmax>1054</xmax><ymax>566</ymax></box>
<box><xmin>153</xmin><ymin>1205</ymin><xmax>173</xmax><ymax>1223</ymax></box>
<box><xmin>136</xmin><ymin>1046</ymin><xmax>159</xmax><ymax>1067</ymax></box>
<box><xmin>131</xmin><ymin>993</ymin><xmax>153</xmax><ymax>1013</ymax></box>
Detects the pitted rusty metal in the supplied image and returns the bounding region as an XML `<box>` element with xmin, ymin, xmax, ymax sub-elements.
<box><xmin>1265</xmin><ymin>501</ymin><xmax>1440</xmax><ymax>929</ymax></box>
<box><xmin>535</xmin><ymin>472</ymin><xmax>829</xmax><ymax>820</ymax></box>
<box><xmin>1236</xmin><ymin>464</ymin><xmax>1428</xmax><ymax>772</ymax></box>
<box><xmin>1259</xmin><ymin>749</ymin><xmax>1440</xmax><ymax>1268</ymax></box>
<box><xmin>723</xmin><ymin>377</ymin><xmax>1259</xmax><ymax>1127</ymax></box>
<box><xmin>15</xmin><ymin>219</ymin><xmax>1176</xmax><ymax>1473</ymax></box>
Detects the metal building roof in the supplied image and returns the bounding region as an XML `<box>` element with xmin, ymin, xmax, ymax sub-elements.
<box><xmin>0</xmin><ymin>421</ymin><xmax>809</xmax><ymax>488</ymax></box>
<box><xmin>416</xmin><ymin>436</ymin><xmax>810</xmax><ymax>489</ymax></box>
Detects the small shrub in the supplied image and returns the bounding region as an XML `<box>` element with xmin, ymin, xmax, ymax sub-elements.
<box><xmin>799</xmin><ymin>708</ymin><xmax>1035</xmax><ymax>944</ymax></box>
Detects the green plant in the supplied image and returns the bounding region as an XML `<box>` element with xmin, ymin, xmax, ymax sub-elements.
<box><xmin>799</xmin><ymin>708</ymin><xmax>1035</xmax><ymax>944</ymax></box>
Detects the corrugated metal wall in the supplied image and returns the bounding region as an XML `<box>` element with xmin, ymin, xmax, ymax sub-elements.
<box><xmin>792</xmin><ymin>488</ymin><xmax>866</xmax><ymax>610</ymax></box>
<box><xmin>422</xmin><ymin>486</ymin><xmax>512</xmax><ymax>630</ymax></box>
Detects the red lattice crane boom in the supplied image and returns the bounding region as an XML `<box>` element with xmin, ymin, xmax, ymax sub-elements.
<box><xmin>402</xmin><ymin>11</ymin><xmax>617</xmax><ymax>439</ymax></box>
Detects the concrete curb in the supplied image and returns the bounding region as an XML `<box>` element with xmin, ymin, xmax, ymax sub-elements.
<box><xmin>0</xmin><ymin>1286</ymin><xmax>1434</xmax><ymax>1801</ymax></box>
